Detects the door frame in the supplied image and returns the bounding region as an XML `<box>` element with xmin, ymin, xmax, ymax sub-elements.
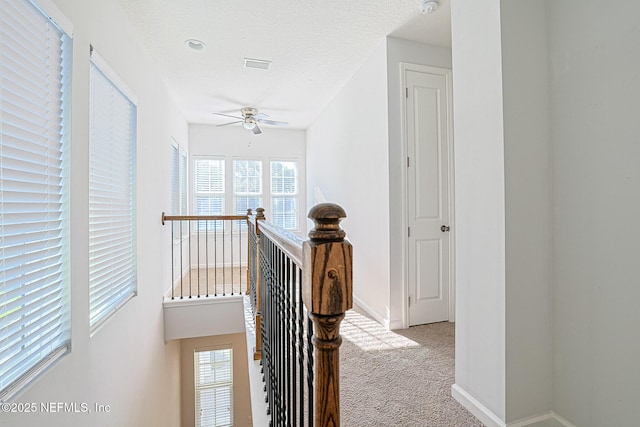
<box><xmin>399</xmin><ymin>62</ymin><xmax>456</xmax><ymax>328</ymax></box>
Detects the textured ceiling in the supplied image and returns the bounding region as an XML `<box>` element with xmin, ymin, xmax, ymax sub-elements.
<box><xmin>118</xmin><ymin>0</ymin><xmax>451</xmax><ymax>129</ymax></box>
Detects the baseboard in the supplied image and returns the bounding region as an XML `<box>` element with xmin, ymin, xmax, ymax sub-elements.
<box><xmin>451</xmin><ymin>385</ymin><xmax>575</xmax><ymax>427</ymax></box>
<box><xmin>508</xmin><ymin>412</ymin><xmax>554</xmax><ymax>427</ymax></box>
<box><xmin>387</xmin><ymin>318</ymin><xmax>405</xmax><ymax>330</ymax></box>
<box><xmin>353</xmin><ymin>295</ymin><xmax>390</xmax><ymax>329</ymax></box>
<box><xmin>507</xmin><ymin>411</ymin><xmax>575</xmax><ymax>427</ymax></box>
<box><xmin>451</xmin><ymin>384</ymin><xmax>506</xmax><ymax>427</ymax></box>
<box><xmin>548</xmin><ymin>412</ymin><xmax>575</xmax><ymax>427</ymax></box>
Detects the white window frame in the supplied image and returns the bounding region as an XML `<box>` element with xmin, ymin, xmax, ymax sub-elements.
<box><xmin>270</xmin><ymin>159</ymin><xmax>299</xmax><ymax>231</ymax></box>
<box><xmin>0</xmin><ymin>0</ymin><xmax>72</xmax><ymax>401</ymax></box>
<box><xmin>88</xmin><ymin>47</ymin><xmax>137</xmax><ymax>334</ymax></box>
<box><xmin>190</xmin><ymin>155</ymin><xmax>303</xmax><ymax>232</ymax></box>
<box><xmin>194</xmin><ymin>346</ymin><xmax>233</xmax><ymax>427</ymax></box>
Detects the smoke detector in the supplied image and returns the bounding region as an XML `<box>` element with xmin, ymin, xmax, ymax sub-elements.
<box><xmin>419</xmin><ymin>0</ymin><xmax>439</xmax><ymax>14</ymax></box>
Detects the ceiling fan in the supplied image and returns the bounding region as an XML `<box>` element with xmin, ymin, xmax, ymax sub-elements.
<box><xmin>212</xmin><ymin>107</ymin><xmax>288</xmax><ymax>135</ymax></box>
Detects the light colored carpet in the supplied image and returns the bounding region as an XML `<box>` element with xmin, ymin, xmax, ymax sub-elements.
<box><xmin>340</xmin><ymin>307</ymin><xmax>484</xmax><ymax>427</ymax></box>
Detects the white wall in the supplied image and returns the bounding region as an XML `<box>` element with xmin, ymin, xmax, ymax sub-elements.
<box><xmin>453</xmin><ymin>1</ymin><xmax>640</xmax><ymax>426</ymax></box>
<box><xmin>306</xmin><ymin>40</ymin><xmax>391</xmax><ymax>325</ymax></box>
<box><xmin>386</xmin><ymin>37</ymin><xmax>452</xmax><ymax>329</ymax></box>
<box><xmin>548</xmin><ymin>1</ymin><xmax>640</xmax><ymax>425</ymax></box>
<box><xmin>501</xmin><ymin>0</ymin><xmax>553</xmax><ymax>423</ymax></box>
<box><xmin>1</xmin><ymin>0</ymin><xmax>185</xmax><ymax>426</ymax></box>
<box><xmin>450</xmin><ymin>0</ymin><xmax>507</xmax><ymax>423</ymax></box>
<box><xmin>189</xmin><ymin>125</ymin><xmax>306</xmax><ymax>231</ymax></box>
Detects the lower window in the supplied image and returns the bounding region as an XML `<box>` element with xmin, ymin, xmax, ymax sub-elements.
<box><xmin>195</xmin><ymin>348</ymin><xmax>233</xmax><ymax>427</ymax></box>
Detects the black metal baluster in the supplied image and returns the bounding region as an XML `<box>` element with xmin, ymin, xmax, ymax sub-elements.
<box><xmin>238</xmin><ymin>221</ymin><xmax>242</xmax><ymax>295</ymax></box>
<box><xmin>222</xmin><ymin>220</ymin><xmax>226</xmax><ymax>296</ymax></box>
<box><xmin>261</xmin><ymin>236</ymin><xmax>268</xmax><ymax>412</ymax></box>
<box><xmin>205</xmin><ymin>220</ymin><xmax>209</xmax><ymax>297</ymax></box>
<box><xmin>171</xmin><ymin>219</ymin><xmax>175</xmax><ymax>300</ymax></box>
<box><xmin>297</xmin><ymin>265</ymin><xmax>305</xmax><ymax>425</ymax></box>
<box><xmin>280</xmin><ymin>250</ymin><xmax>287</xmax><ymax>425</ymax></box>
<box><xmin>188</xmin><ymin>220</ymin><xmax>192</xmax><ymax>298</ymax></box>
<box><xmin>231</xmin><ymin>219</ymin><xmax>234</xmax><ymax>295</ymax></box>
<box><xmin>272</xmin><ymin>243</ymin><xmax>278</xmax><ymax>425</ymax></box>
<box><xmin>285</xmin><ymin>256</ymin><xmax>292</xmax><ymax>426</ymax></box>
<box><xmin>291</xmin><ymin>265</ymin><xmax>297</xmax><ymax>424</ymax></box>
<box><xmin>197</xmin><ymin>220</ymin><xmax>200</xmax><ymax>297</ymax></box>
<box><xmin>214</xmin><ymin>221</ymin><xmax>218</xmax><ymax>296</ymax></box>
<box><xmin>249</xmin><ymin>227</ymin><xmax>255</xmax><ymax>312</ymax></box>
<box><xmin>275</xmin><ymin>246</ymin><xmax>283</xmax><ymax>425</ymax></box>
<box><xmin>262</xmin><ymin>237</ymin><xmax>273</xmax><ymax>421</ymax></box>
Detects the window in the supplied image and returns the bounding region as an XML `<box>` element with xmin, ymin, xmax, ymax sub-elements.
<box><xmin>233</xmin><ymin>160</ymin><xmax>262</xmax><ymax>216</ymax></box>
<box><xmin>170</xmin><ymin>141</ymin><xmax>188</xmax><ymax>236</ymax></box>
<box><xmin>194</xmin><ymin>158</ymin><xmax>224</xmax><ymax>215</ymax></box>
<box><xmin>190</xmin><ymin>156</ymin><xmax>301</xmax><ymax>231</ymax></box>
<box><xmin>194</xmin><ymin>158</ymin><xmax>224</xmax><ymax>230</ymax></box>
<box><xmin>0</xmin><ymin>0</ymin><xmax>72</xmax><ymax>400</ymax></box>
<box><xmin>180</xmin><ymin>150</ymin><xmax>187</xmax><ymax>214</ymax></box>
<box><xmin>89</xmin><ymin>48</ymin><xmax>137</xmax><ymax>333</ymax></box>
<box><xmin>195</xmin><ymin>348</ymin><xmax>233</xmax><ymax>427</ymax></box>
<box><xmin>270</xmin><ymin>161</ymin><xmax>298</xmax><ymax>230</ymax></box>
<box><xmin>170</xmin><ymin>144</ymin><xmax>180</xmax><ymax>215</ymax></box>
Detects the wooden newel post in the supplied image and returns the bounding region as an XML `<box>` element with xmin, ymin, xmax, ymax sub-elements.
<box><xmin>303</xmin><ymin>203</ymin><xmax>353</xmax><ymax>427</ymax></box>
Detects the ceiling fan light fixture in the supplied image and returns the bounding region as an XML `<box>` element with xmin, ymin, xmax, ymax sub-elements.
<box><xmin>243</xmin><ymin>118</ymin><xmax>256</xmax><ymax>130</ymax></box>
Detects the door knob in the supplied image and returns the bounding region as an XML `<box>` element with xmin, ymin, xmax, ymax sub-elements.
<box><xmin>440</xmin><ymin>225</ymin><xmax>450</xmax><ymax>232</ymax></box>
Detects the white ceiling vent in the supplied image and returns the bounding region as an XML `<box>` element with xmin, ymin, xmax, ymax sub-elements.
<box><xmin>244</xmin><ymin>58</ymin><xmax>271</xmax><ymax>71</ymax></box>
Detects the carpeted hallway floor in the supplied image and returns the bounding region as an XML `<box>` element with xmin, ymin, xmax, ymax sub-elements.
<box><xmin>340</xmin><ymin>307</ymin><xmax>484</xmax><ymax>427</ymax></box>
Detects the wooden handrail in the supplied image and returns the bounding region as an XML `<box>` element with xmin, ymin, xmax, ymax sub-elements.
<box><xmin>161</xmin><ymin>212</ymin><xmax>250</xmax><ymax>298</ymax></box>
<box><xmin>161</xmin><ymin>212</ymin><xmax>247</xmax><ymax>225</ymax></box>
<box><xmin>258</xmin><ymin>220</ymin><xmax>305</xmax><ymax>267</ymax></box>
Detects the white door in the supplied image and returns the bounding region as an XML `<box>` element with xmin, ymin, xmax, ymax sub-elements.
<box><xmin>405</xmin><ymin>67</ymin><xmax>452</xmax><ymax>326</ymax></box>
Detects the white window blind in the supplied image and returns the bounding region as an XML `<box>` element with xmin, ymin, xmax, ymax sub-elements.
<box><xmin>89</xmin><ymin>49</ymin><xmax>137</xmax><ymax>333</ymax></box>
<box><xmin>195</xmin><ymin>348</ymin><xmax>233</xmax><ymax>427</ymax></box>
<box><xmin>171</xmin><ymin>144</ymin><xmax>180</xmax><ymax>215</ymax></box>
<box><xmin>179</xmin><ymin>149</ymin><xmax>187</xmax><ymax>214</ymax></box>
<box><xmin>170</xmin><ymin>141</ymin><xmax>188</xmax><ymax>216</ymax></box>
<box><xmin>0</xmin><ymin>0</ymin><xmax>71</xmax><ymax>400</ymax></box>
<box><xmin>194</xmin><ymin>158</ymin><xmax>224</xmax><ymax>230</ymax></box>
<box><xmin>233</xmin><ymin>160</ymin><xmax>262</xmax><ymax>217</ymax></box>
<box><xmin>271</xmin><ymin>161</ymin><xmax>298</xmax><ymax>230</ymax></box>
<box><xmin>171</xmin><ymin>143</ymin><xmax>188</xmax><ymax>237</ymax></box>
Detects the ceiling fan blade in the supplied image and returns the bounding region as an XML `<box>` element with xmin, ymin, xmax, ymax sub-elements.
<box><xmin>212</xmin><ymin>112</ymin><xmax>243</xmax><ymax>120</ymax></box>
<box><xmin>258</xmin><ymin>119</ymin><xmax>288</xmax><ymax>127</ymax></box>
<box><xmin>253</xmin><ymin>113</ymin><xmax>269</xmax><ymax>120</ymax></box>
<box><xmin>216</xmin><ymin>120</ymin><xmax>243</xmax><ymax>127</ymax></box>
<box><xmin>252</xmin><ymin>124</ymin><xmax>262</xmax><ymax>135</ymax></box>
